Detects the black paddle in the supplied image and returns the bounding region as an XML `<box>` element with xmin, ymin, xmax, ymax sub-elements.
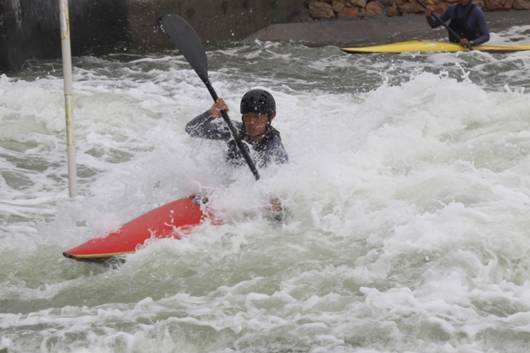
<box><xmin>160</xmin><ymin>14</ymin><xmax>261</xmax><ymax>181</ymax></box>
<box><xmin>415</xmin><ymin>0</ymin><xmax>465</xmax><ymax>44</ymax></box>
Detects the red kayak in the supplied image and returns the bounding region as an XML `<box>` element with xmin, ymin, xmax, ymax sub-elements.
<box><xmin>63</xmin><ymin>195</ymin><xmax>215</xmax><ymax>261</ymax></box>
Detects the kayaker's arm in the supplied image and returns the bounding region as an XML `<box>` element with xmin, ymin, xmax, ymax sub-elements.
<box><xmin>265</xmin><ymin>135</ymin><xmax>289</xmax><ymax>222</ymax></box>
<box><xmin>187</xmin><ymin>100</ymin><xmax>239</xmax><ymax>141</ymax></box>
<box><xmin>426</xmin><ymin>6</ymin><xmax>452</xmax><ymax>28</ymax></box>
<box><xmin>185</xmin><ymin>111</ymin><xmax>232</xmax><ymax>140</ymax></box>
<box><xmin>268</xmin><ymin>131</ymin><xmax>289</xmax><ymax>165</ymax></box>
<box><xmin>468</xmin><ymin>8</ymin><xmax>490</xmax><ymax>46</ymax></box>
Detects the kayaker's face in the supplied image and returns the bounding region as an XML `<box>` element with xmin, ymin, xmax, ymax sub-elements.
<box><xmin>242</xmin><ymin>112</ymin><xmax>272</xmax><ymax>139</ymax></box>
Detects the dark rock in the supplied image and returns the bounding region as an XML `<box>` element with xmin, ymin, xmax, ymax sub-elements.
<box><xmin>309</xmin><ymin>1</ymin><xmax>336</xmax><ymax>18</ymax></box>
<box><xmin>397</xmin><ymin>1</ymin><xmax>424</xmax><ymax>13</ymax></box>
<box><xmin>332</xmin><ymin>0</ymin><xmax>347</xmax><ymax>12</ymax></box>
<box><xmin>513</xmin><ymin>0</ymin><xmax>530</xmax><ymax>8</ymax></box>
<box><xmin>338</xmin><ymin>6</ymin><xmax>361</xmax><ymax>16</ymax></box>
<box><xmin>366</xmin><ymin>1</ymin><xmax>385</xmax><ymax>15</ymax></box>
<box><xmin>386</xmin><ymin>3</ymin><xmax>401</xmax><ymax>16</ymax></box>
<box><xmin>350</xmin><ymin>0</ymin><xmax>368</xmax><ymax>7</ymax></box>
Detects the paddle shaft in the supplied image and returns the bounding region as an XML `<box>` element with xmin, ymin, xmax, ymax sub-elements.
<box><xmin>203</xmin><ymin>79</ymin><xmax>261</xmax><ymax>181</ymax></box>
<box><xmin>160</xmin><ymin>14</ymin><xmax>260</xmax><ymax>181</ymax></box>
<box><xmin>415</xmin><ymin>0</ymin><xmax>463</xmax><ymax>43</ymax></box>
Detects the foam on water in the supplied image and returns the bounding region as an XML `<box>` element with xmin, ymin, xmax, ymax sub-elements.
<box><xmin>2</xmin><ymin>29</ymin><xmax>530</xmax><ymax>353</ymax></box>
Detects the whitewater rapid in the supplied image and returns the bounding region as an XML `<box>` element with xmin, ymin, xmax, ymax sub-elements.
<box><xmin>2</xmin><ymin>25</ymin><xmax>530</xmax><ymax>353</ymax></box>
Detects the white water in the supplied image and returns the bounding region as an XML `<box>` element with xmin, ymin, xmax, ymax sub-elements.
<box><xmin>2</xmin><ymin>26</ymin><xmax>530</xmax><ymax>353</ymax></box>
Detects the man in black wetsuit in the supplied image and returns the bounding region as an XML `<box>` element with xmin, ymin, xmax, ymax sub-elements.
<box><xmin>185</xmin><ymin>88</ymin><xmax>288</xmax><ymax>168</ymax></box>
<box><xmin>186</xmin><ymin>89</ymin><xmax>288</xmax><ymax>219</ymax></box>
<box><xmin>425</xmin><ymin>0</ymin><xmax>490</xmax><ymax>48</ymax></box>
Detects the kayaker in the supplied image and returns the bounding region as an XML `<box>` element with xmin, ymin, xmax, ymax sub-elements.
<box><xmin>186</xmin><ymin>88</ymin><xmax>288</xmax><ymax>220</ymax></box>
<box><xmin>425</xmin><ymin>0</ymin><xmax>490</xmax><ymax>48</ymax></box>
<box><xmin>185</xmin><ymin>88</ymin><xmax>288</xmax><ymax>168</ymax></box>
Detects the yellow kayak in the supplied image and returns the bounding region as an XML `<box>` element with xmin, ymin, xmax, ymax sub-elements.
<box><xmin>341</xmin><ymin>40</ymin><xmax>530</xmax><ymax>54</ymax></box>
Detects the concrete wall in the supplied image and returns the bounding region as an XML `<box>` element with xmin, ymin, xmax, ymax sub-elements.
<box><xmin>0</xmin><ymin>0</ymin><xmax>306</xmax><ymax>72</ymax></box>
<box><xmin>128</xmin><ymin>0</ymin><xmax>306</xmax><ymax>51</ymax></box>
<box><xmin>1</xmin><ymin>0</ymin><xmax>62</xmax><ymax>72</ymax></box>
<box><xmin>0</xmin><ymin>0</ymin><xmax>129</xmax><ymax>71</ymax></box>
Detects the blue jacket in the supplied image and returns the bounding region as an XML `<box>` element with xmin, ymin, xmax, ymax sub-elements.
<box><xmin>185</xmin><ymin>111</ymin><xmax>288</xmax><ymax>168</ymax></box>
<box><xmin>427</xmin><ymin>4</ymin><xmax>490</xmax><ymax>46</ymax></box>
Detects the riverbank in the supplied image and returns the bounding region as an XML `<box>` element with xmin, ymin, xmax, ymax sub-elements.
<box><xmin>246</xmin><ymin>10</ymin><xmax>530</xmax><ymax>46</ymax></box>
<box><xmin>1</xmin><ymin>1</ymin><xmax>529</xmax><ymax>72</ymax></box>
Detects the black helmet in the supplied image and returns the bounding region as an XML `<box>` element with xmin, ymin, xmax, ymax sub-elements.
<box><xmin>240</xmin><ymin>89</ymin><xmax>276</xmax><ymax>117</ymax></box>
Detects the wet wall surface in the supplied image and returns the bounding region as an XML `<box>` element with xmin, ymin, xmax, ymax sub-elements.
<box><xmin>0</xmin><ymin>0</ymin><xmax>129</xmax><ymax>72</ymax></box>
<box><xmin>127</xmin><ymin>0</ymin><xmax>307</xmax><ymax>51</ymax></box>
<box><xmin>0</xmin><ymin>0</ymin><xmax>306</xmax><ymax>72</ymax></box>
<box><xmin>0</xmin><ymin>0</ymin><xmax>130</xmax><ymax>72</ymax></box>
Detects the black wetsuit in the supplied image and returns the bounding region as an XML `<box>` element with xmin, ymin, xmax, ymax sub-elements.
<box><xmin>185</xmin><ymin>111</ymin><xmax>288</xmax><ymax>168</ymax></box>
<box><xmin>427</xmin><ymin>4</ymin><xmax>490</xmax><ymax>46</ymax></box>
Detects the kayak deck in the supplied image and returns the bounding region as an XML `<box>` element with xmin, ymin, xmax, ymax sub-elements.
<box><xmin>341</xmin><ymin>40</ymin><xmax>530</xmax><ymax>54</ymax></box>
<box><xmin>63</xmin><ymin>195</ymin><xmax>211</xmax><ymax>261</ymax></box>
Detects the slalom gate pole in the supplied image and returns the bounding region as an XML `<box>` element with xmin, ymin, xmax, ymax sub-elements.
<box><xmin>59</xmin><ymin>0</ymin><xmax>77</xmax><ymax>198</ymax></box>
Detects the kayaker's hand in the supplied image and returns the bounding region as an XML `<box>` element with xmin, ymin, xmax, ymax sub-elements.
<box><xmin>425</xmin><ymin>7</ymin><xmax>433</xmax><ymax>17</ymax></box>
<box><xmin>459</xmin><ymin>38</ymin><xmax>472</xmax><ymax>49</ymax></box>
<box><xmin>269</xmin><ymin>197</ymin><xmax>285</xmax><ymax>222</ymax></box>
<box><xmin>270</xmin><ymin>197</ymin><xmax>282</xmax><ymax>213</ymax></box>
<box><xmin>208</xmin><ymin>98</ymin><xmax>228</xmax><ymax>118</ymax></box>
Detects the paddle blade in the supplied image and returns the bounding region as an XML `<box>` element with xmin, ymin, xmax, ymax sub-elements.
<box><xmin>161</xmin><ymin>14</ymin><xmax>208</xmax><ymax>82</ymax></box>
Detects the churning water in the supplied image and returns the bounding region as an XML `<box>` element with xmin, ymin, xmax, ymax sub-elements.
<box><xmin>2</xmin><ymin>25</ymin><xmax>530</xmax><ymax>353</ymax></box>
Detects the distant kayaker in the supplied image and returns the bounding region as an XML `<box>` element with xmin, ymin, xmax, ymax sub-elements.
<box><xmin>185</xmin><ymin>88</ymin><xmax>288</xmax><ymax>169</ymax></box>
<box><xmin>425</xmin><ymin>0</ymin><xmax>490</xmax><ymax>48</ymax></box>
